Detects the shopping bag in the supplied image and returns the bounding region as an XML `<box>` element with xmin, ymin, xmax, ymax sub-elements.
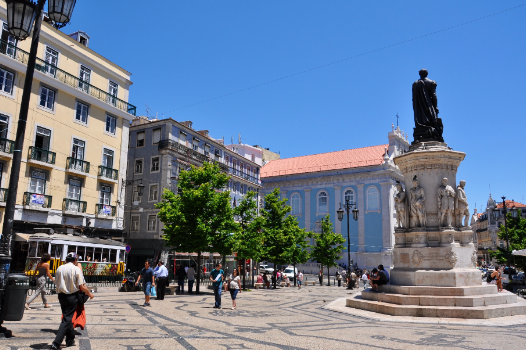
<box><xmin>151</xmin><ymin>285</ymin><xmax>157</xmax><ymax>297</ymax></box>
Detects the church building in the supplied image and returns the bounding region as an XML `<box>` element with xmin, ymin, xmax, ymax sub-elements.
<box><xmin>260</xmin><ymin>125</ymin><xmax>409</xmax><ymax>270</ymax></box>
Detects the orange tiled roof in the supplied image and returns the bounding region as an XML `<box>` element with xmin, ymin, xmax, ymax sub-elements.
<box><xmin>261</xmin><ymin>144</ymin><xmax>388</xmax><ymax>178</ymax></box>
<box><xmin>496</xmin><ymin>200</ymin><xmax>526</xmax><ymax>209</ymax></box>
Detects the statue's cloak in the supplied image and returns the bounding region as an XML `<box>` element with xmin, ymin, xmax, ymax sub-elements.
<box><xmin>412</xmin><ymin>79</ymin><xmax>437</xmax><ymax>128</ymax></box>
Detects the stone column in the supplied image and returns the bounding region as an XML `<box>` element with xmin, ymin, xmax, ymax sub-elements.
<box><xmin>333</xmin><ymin>186</ymin><xmax>341</xmax><ymax>234</ymax></box>
<box><xmin>380</xmin><ymin>182</ymin><xmax>393</xmax><ymax>252</ymax></box>
<box><xmin>304</xmin><ymin>189</ymin><xmax>311</xmax><ymax>232</ymax></box>
<box><xmin>356</xmin><ymin>184</ymin><xmax>366</xmax><ymax>252</ymax></box>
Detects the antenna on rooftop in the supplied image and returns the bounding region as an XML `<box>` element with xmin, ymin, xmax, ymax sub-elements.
<box><xmin>396</xmin><ymin>113</ymin><xmax>399</xmax><ymax>128</ymax></box>
<box><xmin>145</xmin><ymin>104</ymin><xmax>151</xmax><ymax>118</ymax></box>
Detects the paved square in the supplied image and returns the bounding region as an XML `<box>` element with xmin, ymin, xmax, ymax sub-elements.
<box><xmin>3</xmin><ymin>286</ymin><xmax>525</xmax><ymax>349</ymax></box>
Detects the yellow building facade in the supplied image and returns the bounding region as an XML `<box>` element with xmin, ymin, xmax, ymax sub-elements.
<box><xmin>0</xmin><ymin>2</ymin><xmax>135</xmax><ymax>245</ymax></box>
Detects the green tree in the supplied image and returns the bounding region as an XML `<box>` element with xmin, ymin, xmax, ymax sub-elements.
<box><xmin>260</xmin><ymin>188</ymin><xmax>303</xmax><ymax>288</ymax></box>
<box><xmin>310</xmin><ymin>215</ymin><xmax>346</xmax><ymax>286</ymax></box>
<box><xmin>490</xmin><ymin>209</ymin><xmax>526</xmax><ymax>272</ymax></box>
<box><xmin>156</xmin><ymin>162</ymin><xmax>236</xmax><ymax>293</ymax></box>
<box><xmin>232</xmin><ymin>191</ymin><xmax>264</xmax><ymax>290</ymax></box>
<box><xmin>283</xmin><ymin>216</ymin><xmax>311</xmax><ymax>286</ymax></box>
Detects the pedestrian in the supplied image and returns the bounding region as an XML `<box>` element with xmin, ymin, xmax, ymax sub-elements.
<box><xmin>283</xmin><ymin>274</ymin><xmax>290</xmax><ymax>287</ymax></box>
<box><xmin>135</xmin><ymin>260</ymin><xmax>155</xmax><ymax>306</ymax></box>
<box><xmin>297</xmin><ymin>271</ymin><xmax>303</xmax><ymax>289</ymax></box>
<box><xmin>370</xmin><ymin>268</ymin><xmax>388</xmax><ymax>292</ymax></box>
<box><xmin>176</xmin><ymin>264</ymin><xmax>186</xmax><ymax>294</ymax></box>
<box><xmin>50</xmin><ymin>253</ymin><xmax>94</xmax><ymax>350</ymax></box>
<box><xmin>378</xmin><ymin>264</ymin><xmax>390</xmax><ymax>284</ymax></box>
<box><xmin>351</xmin><ymin>270</ymin><xmax>357</xmax><ymax>289</ymax></box>
<box><xmin>154</xmin><ymin>261</ymin><xmax>169</xmax><ymax>300</ymax></box>
<box><xmin>263</xmin><ymin>273</ymin><xmax>270</xmax><ymax>289</ymax></box>
<box><xmin>362</xmin><ymin>271</ymin><xmax>369</xmax><ymax>289</ymax></box>
<box><xmin>210</xmin><ymin>263</ymin><xmax>224</xmax><ymax>309</ymax></box>
<box><xmin>187</xmin><ymin>265</ymin><xmax>196</xmax><ymax>293</ymax></box>
<box><xmin>26</xmin><ymin>252</ymin><xmax>54</xmax><ymax>310</ymax></box>
<box><xmin>337</xmin><ymin>271</ymin><xmax>342</xmax><ymax>287</ymax></box>
<box><xmin>229</xmin><ymin>269</ymin><xmax>241</xmax><ymax>310</ymax></box>
<box><xmin>318</xmin><ymin>270</ymin><xmax>323</xmax><ymax>285</ymax></box>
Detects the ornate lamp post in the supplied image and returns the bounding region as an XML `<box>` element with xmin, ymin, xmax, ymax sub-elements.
<box><xmin>337</xmin><ymin>199</ymin><xmax>359</xmax><ymax>289</ymax></box>
<box><xmin>492</xmin><ymin>197</ymin><xmax>515</xmax><ymax>290</ymax></box>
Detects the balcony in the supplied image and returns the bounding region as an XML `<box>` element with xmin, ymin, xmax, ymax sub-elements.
<box><xmin>23</xmin><ymin>192</ymin><xmax>52</xmax><ymax>211</ymax></box>
<box><xmin>28</xmin><ymin>147</ymin><xmax>56</xmax><ymax>168</ymax></box>
<box><xmin>98</xmin><ymin>166</ymin><xmax>119</xmax><ymax>183</ymax></box>
<box><xmin>66</xmin><ymin>157</ymin><xmax>90</xmax><ymax>176</ymax></box>
<box><xmin>0</xmin><ymin>138</ymin><xmax>14</xmax><ymax>159</ymax></box>
<box><xmin>95</xmin><ymin>203</ymin><xmax>116</xmax><ymax>219</ymax></box>
<box><xmin>158</xmin><ymin>140</ymin><xmax>229</xmax><ymax>172</ymax></box>
<box><xmin>0</xmin><ymin>188</ymin><xmax>7</xmax><ymax>205</ymax></box>
<box><xmin>0</xmin><ymin>39</ymin><xmax>136</xmax><ymax>116</ymax></box>
<box><xmin>228</xmin><ymin>167</ymin><xmax>261</xmax><ymax>185</ymax></box>
<box><xmin>63</xmin><ymin>198</ymin><xmax>87</xmax><ymax>216</ymax></box>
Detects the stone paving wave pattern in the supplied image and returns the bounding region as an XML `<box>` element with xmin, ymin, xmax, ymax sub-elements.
<box><xmin>2</xmin><ymin>286</ymin><xmax>526</xmax><ymax>349</ymax></box>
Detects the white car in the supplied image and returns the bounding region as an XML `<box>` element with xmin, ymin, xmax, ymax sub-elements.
<box><xmin>282</xmin><ymin>266</ymin><xmax>298</xmax><ymax>280</ymax></box>
<box><xmin>259</xmin><ymin>264</ymin><xmax>274</xmax><ymax>273</ymax></box>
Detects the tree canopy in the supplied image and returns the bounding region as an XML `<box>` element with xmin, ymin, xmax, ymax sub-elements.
<box><xmin>490</xmin><ymin>209</ymin><xmax>526</xmax><ymax>272</ymax></box>
<box><xmin>310</xmin><ymin>215</ymin><xmax>346</xmax><ymax>285</ymax></box>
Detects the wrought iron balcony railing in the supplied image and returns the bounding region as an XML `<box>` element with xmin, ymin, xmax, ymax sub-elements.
<box><xmin>0</xmin><ymin>188</ymin><xmax>7</xmax><ymax>202</ymax></box>
<box><xmin>0</xmin><ymin>39</ymin><xmax>136</xmax><ymax>116</ymax></box>
<box><xmin>67</xmin><ymin>157</ymin><xmax>90</xmax><ymax>173</ymax></box>
<box><xmin>23</xmin><ymin>192</ymin><xmax>52</xmax><ymax>208</ymax></box>
<box><xmin>0</xmin><ymin>138</ymin><xmax>14</xmax><ymax>154</ymax></box>
<box><xmin>98</xmin><ymin>166</ymin><xmax>118</xmax><ymax>180</ymax></box>
<box><xmin>96</xmin><ymin>203</ymin><xmax>116</xmax><ymax>217</ymax></box>
<box><xmin>228</xmin><ymin>167</ymin><xmax>261</xmax><ymax>185</ymax></box>
<box><xmin>63</xmin><ymin>198</ymin><xmax>87</xmax><ymax>213</ymax></box>
<box><xmin>29</xmin><ymin>147</ymin><xmax>56</xmax><ymax>164</ymax></box>
<box><xmin>158</xmin><ymin>140</ymin><xmax>229</xmax><ymax>172</ymax></box>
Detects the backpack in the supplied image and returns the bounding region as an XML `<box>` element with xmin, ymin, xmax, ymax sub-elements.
<box><xmin>486</xmin><ymin>272</ymin><xmax>494</xmax><ymax>283</ymax></box>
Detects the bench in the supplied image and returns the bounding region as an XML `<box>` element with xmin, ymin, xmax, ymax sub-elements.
<box><xmin>304</xmin><ymin>281</ymin><xmax>316</xmax><ymax>286</ymax></box>
<box><xmin>254</xmin><ymin>283</ymin><xmax>264</xmax><ymax>289</ymax></box>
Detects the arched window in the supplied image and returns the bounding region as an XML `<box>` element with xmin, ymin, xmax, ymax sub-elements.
<box><xmin>366</xmin><ymin>186</ymin><xmax>379</xmax><ymax>211</ymax></box>
<box><xmin>318</xmin><ymin>191</ymin><xmax>328</xmax><ymax>213</ymax></box>
<box><xmin>291</xmin><ymin>193</ymin><xmax>301</xmax><ymax>215</ymax></box>
<box><xmin>344</xmin><ymin>189</ymin><xmax>355</xmax><ymax>207</ymax></box>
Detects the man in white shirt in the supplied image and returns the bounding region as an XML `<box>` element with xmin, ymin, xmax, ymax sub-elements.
<box><xmin>153</xmin><ymin>261</ymin><xmax>169</xmax><ymax>300</ymax></box>
<box><xmin>51</xmin><ymin>253</ymin><xmax>94</xmax><ymax>350</ymax></box>
<box><xmin>187</xmin><ymin>265</ymin><xmax>196</xmax><ymax>294</ymax></box>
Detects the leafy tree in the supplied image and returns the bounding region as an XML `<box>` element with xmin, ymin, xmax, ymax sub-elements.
<box><xmin>490</xmin><ymin>209</ymin><xmax>526</xmax><ymax>273</ymax></box>
<box><xmin>156</xmin><ymin>162</ymin><xmax>236</xmax><ymax>293</ymax></box>
<box><xmin>310</xmin><ymin>215</ymin><xmax>346</xmax><ymax>286</ymax></box>
<box><xmin>232</xmin><ymin>191</ymin><xmax>264</xmax><ymax>290</ymax></box>
<box><xmin>283</xmin><ymin>216</ymin><xmax>311</xmax><ymax>286</ymax></box>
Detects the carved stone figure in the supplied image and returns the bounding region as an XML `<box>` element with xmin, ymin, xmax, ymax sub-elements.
<box><xmin>455</xmin><ymin>180</ymin><xmax>470</xmax><ymax>228</ymax></box>
<box><xmin>438</xmin><ymin>177</ymin><xmax>456</xmax><ymax>228</ymax></box>
<box><xmin>409</xmin><ymin>176</ymin><xmax>426</xmax><ymax>228</ymax></box>
<box><xmin>412</xmin><ymin>69</ymin><xmax>444</xmax><ymax>143</ymax></box>
<box><xmin>394</xmin><ymin>182</ymin><xmax>408</xmax><ymax>228</ymax></box>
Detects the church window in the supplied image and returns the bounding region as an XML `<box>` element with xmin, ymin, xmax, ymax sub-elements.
<box><xmin>366</xmin><ymin>186</ymin><xmax>379</xmax><ymax>211</ymax></box>
<box><xmin>344</xmin><ymin>189</ymin><xmax>355</xmax><ymax>207</ymax></box>
<box><xmin>318</xmin><ymin>191</ymin><xmax>328</xmax><ymax>213</ymax></box>
<box><xmin>291</xmin><ymin>193</ymin><xmax>301</xmax><ymax>215</ymax></box>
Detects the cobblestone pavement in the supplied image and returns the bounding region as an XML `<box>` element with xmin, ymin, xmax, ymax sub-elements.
<box><xmin>3</xmin><ymin>285</ymin><xmax>526</xmax><ymax>349</ymax></box>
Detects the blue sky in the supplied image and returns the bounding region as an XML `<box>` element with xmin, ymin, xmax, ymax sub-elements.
<box><xmin>69</xmin><ymin>1</ymin><xmax>526</xmax><ymax>213</ymax></box>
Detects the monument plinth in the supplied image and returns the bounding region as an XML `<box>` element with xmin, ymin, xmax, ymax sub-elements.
<box><xmin>346</xmin><ymin>70</ymin><xmax>526</xmax><ymax>319</ymax></box>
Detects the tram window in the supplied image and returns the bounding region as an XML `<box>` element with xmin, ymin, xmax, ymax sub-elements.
<box><xmin>109</xmin><ymin>249</ymin><xmax>116</xmax><ymax>263</ymax></box>
<box><xmin>67</xmin><ymin>245</ymin><xmax>77</xmax><ymax>257</ymax></box>
<box><xmin>119</xmin><ymin>250</ymin><xmax>124</xmax><ymax>263</ymax></box>
<box><xmin>36</xmin><ymin>242</ymin><xmax>49</xmax><ymax>257</ymax></box>
<box><xmin>102</xmin><ymin>249</ymin><xmax>109</xmax><ymax>262</ymax></box>
<box><xmin>29</xmin><ymin>242</ymin><xmax>38</xmax><ymax>257</ymax></box>
<box><xmin>50</xmin><ymin>244</ymin><xmax>63</xmax><ymax>259</ymax></box>
<box><xmin>94</xmin><ymin>248</ymin><xmax>102</xmax><ymax>262</ymax></box>
<box><xmin>78</xmin><ymin>246</ymin><xmax>86</xmax><ymax>261</ymax></box>
<box><xmin>86</xmin><ymin>247</ymin><xmax>94</xmax><ymax>262</ymax></box>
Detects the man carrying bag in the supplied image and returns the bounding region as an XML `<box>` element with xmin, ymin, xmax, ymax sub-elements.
<box><xmin>51</xmin><ymin>253</ymin><xmax>94</xmax><ymax>350</ymax></box>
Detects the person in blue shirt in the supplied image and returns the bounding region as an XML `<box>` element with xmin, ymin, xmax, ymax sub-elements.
<box><xmin>153</xmin><ymin>261</ymin><xmax>169</xmax><ymax>300</ymax></box>
<box><xmin>136</xmin><ymin>260</ymin><xmax>155</xmax><ymax>306</ymax></box>
<box><xmin>378</xmin><ymin>264</ymin><xmax>390</xmax><ymax>283</ymax></box>
<box><xmin>210</xmin><ymin>263</ymin><xmax>224</xmax><ymax>309</ymax></box>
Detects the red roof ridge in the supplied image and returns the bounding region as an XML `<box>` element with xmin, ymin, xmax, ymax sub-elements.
<box><xmin>266</xmin><ymin>144</ymin><xmax>388</xmax><ymax>163</ymax></box>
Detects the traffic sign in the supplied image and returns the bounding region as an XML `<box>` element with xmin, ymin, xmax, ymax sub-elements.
<box><xmin>125</xmin><ymin>245</ymin><xmax>131</xmax><ymax>253</ymax></box>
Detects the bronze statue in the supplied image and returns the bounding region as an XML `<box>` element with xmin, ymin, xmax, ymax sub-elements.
<box><xmin>412</xmin><ymin>69</ymin><xmax>443</xmax><ymax>143</ymax></box>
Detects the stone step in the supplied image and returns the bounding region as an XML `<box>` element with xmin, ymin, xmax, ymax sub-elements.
<box><xmin>362</xmin><ymin>289</ymin><xmax>517</xmax><ymax>307</ymax></box>
<box><xmin>346</xmin><ymin>295</ymin><xmax>526</xmax><ymax>319</ymax></box>
<box><xmin>379</xmin><ymin>283</ymin><xmax>498</xmax><ymax>296</ymax></box>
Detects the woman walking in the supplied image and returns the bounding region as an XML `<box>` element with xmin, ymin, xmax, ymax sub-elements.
<box><xmin>26</xmin><ymin>253</ymin><xmax>54</xmax><ymax>309</ymax></box>
<box><xmin>229</xmin><ymin>269</ymin><xmax>241</xmax><ymax>310</ymax></box>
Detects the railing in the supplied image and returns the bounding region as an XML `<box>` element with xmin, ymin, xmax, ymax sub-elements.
<box><xmin>228</xmin><ymin>166</ymin><xmax>261</xmax><ymax>185</ymax></box>
<box><xmin>96</xmin><ymin>203</ymin><xmax>116</xmax><ymax>217</ymax></box>
<box><xmin>66</xmin><ymin>157</ymin><xmax>90</xmax><ymax>173</ymax></box>
<box><xmin>28</xmin><ymin>146</ymin><xmax>56</xmax><ymax>164</ymax></box>
<box><xmin>158</xmin><ymin>140</ymin><xmax>229</xmax><ymax>172</ymax></box>
<box><xmin>63</xmin><ymin>198</ymin><xmax>87</xmax><ymax>213</ymax></box>
<box><xmin>23</xmin><ymin>192</ymin><xmax>52</xmax><ymax>208</ymax></box>
<box><xmin>0</xmin><ymin>188</ymin><xmax>7</xmax><ymax>202</ymax></box>
<box><xmin>98</xmin><ymin>165</ymin><xmax>118</xmax><ymax>180</ymax></box>
<box><xmin>0</xmin><ymin>38</ymin><xmax>137</xmax><ymax>116</ymax></box>
<box><xmin>0</xmin><ymin>138</ymin><xmax>14</xmax><ymax>154</ymax></box>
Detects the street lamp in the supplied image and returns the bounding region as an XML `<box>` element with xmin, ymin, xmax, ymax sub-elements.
<box><xmin>337</xmin><ymin>199</ymin><xmax>359</xmax><ymax>289</ymax></box>
<box><xmin>492</xmin><ymin>196</ymin><xmax>512</xmax><ymax>290</ymax></box>
<box><xmin>1</xmin><ymin>0</ymin><xmax>77</xmax><ymax>259</ymax></box>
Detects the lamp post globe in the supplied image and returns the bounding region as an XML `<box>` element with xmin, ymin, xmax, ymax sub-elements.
<box><xmin>48</xmin><ymin>0</ymin><xmax>76</xmax><ymax>25</ymax></box>
<box><xmin>137</xmin><ymin>183</ymin><xmax>145</xmax><ymax>197</ymax></box>
<box><xmin>337</xmin><ymin>205</ymin><xmax>344</xmax><ymax>222</ymax></box>
<box><xmin>352</xmin><ymin>207</ymin><xmax>359</xmax><ymax>221</ymax></box>
<box><xmin>6</xmin><ymin>0</ymin><xmax>38</xmax><ymax>40</ymax></box>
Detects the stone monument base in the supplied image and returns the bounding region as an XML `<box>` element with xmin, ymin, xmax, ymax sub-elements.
<box><xmin>347</xmin><ymin>284</ymin><xmax>526</xmax><ymax>319</ymax></box>
<box><xmin>390</xmin><ymin>269</ymin><xmax>481</xmax><ymax>287</ymax></box>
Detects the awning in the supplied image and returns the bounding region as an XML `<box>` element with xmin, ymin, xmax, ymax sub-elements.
<box><xmin>512</xmin><ymin>249</ymin><xmax>526</xmax><ymax>256</ymax></box>
<box><xmin>15</xmin><ymin>233</ymin><xmax>32</xmax><ymax>242</ymax></box>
